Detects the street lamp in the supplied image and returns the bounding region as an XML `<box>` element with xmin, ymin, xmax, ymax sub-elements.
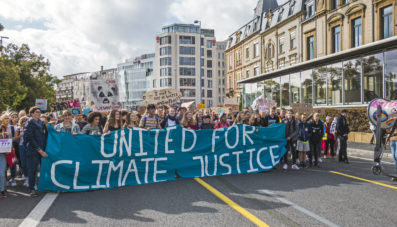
<box><xmin>194</xmin><ymin>20</ymin><xmax>202</xmax><ymax>105</ymax></box>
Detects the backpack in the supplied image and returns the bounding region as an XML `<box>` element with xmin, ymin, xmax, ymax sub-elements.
<box><xmin>330</xmin><ymin>116</ymin><xmax>339</xmax><ymax>135</ymax></box>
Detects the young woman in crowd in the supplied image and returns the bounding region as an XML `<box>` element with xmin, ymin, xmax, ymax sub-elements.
<box><xmin>103</xmin><ymin>110</ymin><xmax>123</xmax><ymax>133</ymax></box>
<box><xmin>249</xmin><ymin>111</ymin><xmax>265</xmax><ymax>127</ymax></box>
<box><xmin>16</xmin><ymin>116</ymin><xmax>29</xmax><ymax>186</ymax></box>
<box><xmin>81</xmin><ymin>112</ymin><xmax>103</xmax><ymax>135</ymax></box>
<box><xmin>309</xmin><ymin>113</ymin><xmax>324</xmax><ymax>167</ymax></box>
<box><xmin>0</xmin><ymin>124</ymin><xmax>10</xmax><ymax>198</ymax></box>
<box><xmin>200</xmin><ymin>115</ymin><xmax>214</xmax><ymax>129</ymax></box>
<box><xmin>156</xmin><ymin>107</ymin><xmax>165</xmax><ymax>123</ymax></box>
<box><xmin>234</xmin><ymin>112</ymin><xmax>245</xmax><ymax>125</ymax></box>
<box><xmin>324</xmin><ymin>116</ymin><xmax>335</xmax><ymax>158</ymax></box>
<box><xmin>160</xmin><ymin>108</ymin><xmax>179</xmax><ymax>129</ymax></box>
<box><xmin>54</xmin><ymin>110</ymin><xmax>80</xmax><ymax>135</ymax></box>
<box><xmin>215</xmin><ymin>113</ymin><xmax>230</xmax><ymax>129</ymax></box>
<box><xmin>297</xmin><ymin>113</ymin><xmax>311</xmax><ymax>168</ymax></box>
<box><xmin>194</xmin><ymin>111</ymin><xmax>204</xmax><ymax>128</ymax></box>
<box><xmin>8</xmin><ymin>112</ymin><xmax>20</xmax><ymax>186</ymax></box>
<box><xmin>125</xmin><ymin>111</ymin><xmax>141</xmax><ymax>128</ymax></box>
<box><xmin>243</xmin><ymin>110</ymin><xmax>251</xmax><ymax>124</ymax></box>
<box><xmin>181</xmin><ymin>111</ymin><xmax>198</xmax><ymax>130</ymax></box>
<box><xmin>121</xmin><ymin>110</ymin><xmax>128</xmax><ymax>126</ymax></box>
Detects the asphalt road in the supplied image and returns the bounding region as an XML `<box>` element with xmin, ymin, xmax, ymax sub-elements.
<box><xmin>1</xmin><ymin>151</ymin><xmax>397</xmax><ymax>227</ymax></box>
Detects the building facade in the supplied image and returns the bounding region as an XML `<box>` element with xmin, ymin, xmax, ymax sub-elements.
<box><xmin>56</xmin><ymin>73</ymin><xmax>81</xmax><ymax>102</ymax></box>
<box><xmin>154</xmin><ymin>24</ymin><xmax>221</xmax><ymax>107</ymax></box>
<box><xmin>231</xmin><ymin>0</ymin><xmax>397</xmax><ymax>108</ymax></box>
<box><xmin>216</xmin><ymin>41</ymin><xmax>227</xmax><ymax>105</ymax></box>
<box><xmin>116</xmin><ymin>53</ymin><xmax>154</xmax><ymax>109</ymax></box>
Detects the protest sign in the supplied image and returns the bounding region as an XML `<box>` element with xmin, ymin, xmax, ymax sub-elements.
<box><xmin>291</xmin><ymin>103</ymin><xmax>325</xmax><ymax>115</ymax></box>
<box><xmin>0</xmin><ymin>139</ymin><xmax>12</xmax><ymax>153</ymax></box>
<box><xmin>91</xmin><ymin>80</ymin><xmax>120</xmax><ymax>112</ymax></box>
<box><xmin>142</xmin><ymin>88</ymin><xmax>182</xmax><ymax>106</ymax></box>
<box><xmin>197</xmin><ymin>104</ymin><xmax>205</xmax><ymax>111</ymax></box>
<box><xmin>251</xmin><ymin>96</ymin><xmax>276</xmax><ymax>112</ymax></box>
<box><xmin>39</xmin><ymin>124</ymin><xmax>287</xmax><ymax>192</ymax></box>
<box><xmin>35</xmin><ymin>99</ymin><xmax>48</xmax><ymax>111</ymax></box>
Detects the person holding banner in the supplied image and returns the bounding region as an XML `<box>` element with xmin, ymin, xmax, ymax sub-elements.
<box><xmin>125</xmin><ymin>111</ymin><xmax>141</xmax><ymax>128</ymax></box>
<box><xmin>0</xmin><ymin>124</ymin><xmax>11</xmax><ymax>198</ymax></box>
<box><xmin>104</xmin><ymin>110</ymin><xmax>123</xmax><ymax>133</ymax></box>
<box><xmin>297</xmin><ymin>113</ymin><xmax>312</xmax><ymax>168</ymax></box>
<box><xmin>249</xmin><ymin>111</ymin><xmax>265</xmax><ymax>127</ymax></box>
<box><xmin>215</xmin><ymin>113</ymin><xmax>230</xmax><ymax>129</ymax></box>
<box><xmin>234</xmin><ymin>112</ymin><xmax>245</xmax><ymax>125</ymax></box>
<box><xmin>181</xmin><ymin>112</ymin><xmax>198</xmax><ymax>130</ymax></box>
<box><xmin>81</xmin><ymin>112</ymin><xmax>103</xmax><ymax>135</ymax></box>
<box><xmin>24</xmin><ymin>106</ymin><xmax>48</xmax><ymax>197</ymax></box>
<box><xmin>139</xmin><ymin>104</ymin><xmax>160</xmax><ymax>130</ymax></box>
<box><xmin>54</xmin><ymin>111</ymin><xmax>80</xmax><ymax>135</ymax></box>
<box><xmin>200</xmin><ymin>115</ymin><xmax>214</xmax><ymax>129</ymax></box>
<box><xmin>160</xmin><ymin>108</ymin><xmax>179</xmax><ymax>129</ymax></box>
<box><xmin>264</xmin><ymin>106</ymin><xmax>281</xmax><ymax>127</ymax></box>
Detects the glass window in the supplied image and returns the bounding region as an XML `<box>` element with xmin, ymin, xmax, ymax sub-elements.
<box><xmin>179</xmin><ymin>57</ymin><xmax>195</xmax><ymax>65</ymax></box>
<box><xmin>160</xmin><ymin>46</ymin><xmax>172</xmax><ymax>56</ymax></box>
<box><xmin>246</xmin><ymin>70</ymin><xmax>250</xmax><ymax>78</ymax></box>
<box><xmin>343</xmin><ymin>58</ymin><xmax>362</xmax><ymax>104</ymax></box>
<box><xmin>264</xmin><ymin>78</ymin><xmax>280</xmax><ymax>105</ymax></box>
<box><xmin>279</xmin><ymin>37</ymin><xmax>284</xmax><ymax>54</ymax></box>
<box><xmin>254</xmin><ymin>43</ymin><xmax>259</xmax><ymax>57</ymax></box>
<box><xmin>160</xmin><ymin>36</ymin><xmax>171</xmax><ymax>45</ymax></box>
<box><xmin>381</xmin><ymin>5</ymin><xmax>393</xmax><ymax>39</ymax></box>
<box><xmin>180</xmin><ymin>89</ymin><xmax>196</xmax><ymax>97</ymax></box>
<box><xmin>328</xmin><ymin>62</ymin><xmax>343</xmax><ymax>105</ymax></box>
<box><xmin>246</xmin><ymin>47</ymin><xmax>250</xmax><ymax>59</ymax></box>
<box><xmin>180</xmin><ymin>68</ymin><xmax>195</xmax><ymax>76</ymax></box>
<box><xmin>207</xmin><ymin>50</ymin><xmax>212</xmax><ymax>58</ymax></box>
<box><xmin>352</xmin><ymin>17</ymin><xmax>362</xmax><ymax>47</ymax></box>
<box><xmin>385</xmin><ymin>49</ymin><xmax>397</xmax><ymax>100</ymax></box>
<box><xmin>290</xmin><ymin>31</ymin><xmax>296</xmax><ymax>49</ymax></box>
<box><xmin>179</xmin><ymin>46</ymin><xmax>195</xmax><ymax>55</ymax></box>
<box><xmin>313</xmin><ymin>67</ymin><xmax>327</xmax><ymax>105</ymax></box>
<box><xmin>363</xmin><ymin>53</ymin><xmax>383</xmax><ymax>102</ymax></box>
<box><xmin>254</xmin><ymin>67</ymin><xmax>259</xmax><ymax>76</ymax></box>
<box><xmin>207</xmin><ymin>60</ymin><xmax>212</xmax><ymax>68</ymax></box>
<box><xmin>301</xmin><ymin>70</ymin><xmax>313</xmax><ymax>104</ymax></box>
<box><xmin>208</xmin><ymin>80</ymin><xmax>213</xmax><ymax>88</ymax></box>
<box><xmin>160</xmin><ymin>57</ymin><xmax>172</xmax><ymax>66</ymax></box>
<box><xmin>290</xmin><ymin>73</ymin><xmax>300</xmax><ymax>104</ymax></box>
<box><xmin>206</xmin><ymin>40</ymin><xmax>213</xmax><ymax>48</ymax></box>
<box><xmin>281</xmin><ymin>75</ymin><xmax>290</xmax><ymax>107</ymax></box>
<box><xmin>207</xmin><ymin>90</ymin><xmax>213</xmax><ymax>98</ymax></box>
<box><xmin>331</xmin><ymin>0</ymin><xmax>338</xmax><ymax>9</ymax></box>
<box><xmin>200</xmin><ymin>48</ymin><xmax>204</xmax><ymax>56</ymax></box>
<box><xmin>160</xmin><ymin>78</ymin><xmax>172</xmax><ymax>87</ymax></box>
<box><xmin>179</xmin><ymin>36</ymin><xmax>195</xmax><ymax>44</ymax></box>
<box><xmin>207</xmin><ymin>70</ymin><xmax>212</xmax><ymax>78</ymax></box>
<box><xmin>307</xmin><ymin>36</ymin><xmax>314</xmax><ymax>60</ymax></box>
<box><xmin>160</xmin><ymin>67</ymin><xmax>172</xmax><ymax>76</ymax></box>
<box><xmin>333</xmin><ymin>25</ymin><xmax>341</xmax><ymax>53</ymax></box>
<box><xmin>267</xmin><ymin>44</ymin><xmax>273</xmax><ymax>59</ymax></box>
<box><xmin>180</xmin><ymin>78</ymin><xmax>196</xmax><ymax>87</ymax></box>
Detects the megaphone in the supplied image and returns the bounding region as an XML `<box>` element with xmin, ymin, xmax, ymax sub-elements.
<box><xmin>367</xmin><ymin>99</ymin><xmax>397</xmax><ymax>129</ymax></box>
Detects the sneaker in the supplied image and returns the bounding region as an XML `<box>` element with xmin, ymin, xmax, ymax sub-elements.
<box><xmin>318</xmin><ymin>158</ymin><xmax>323</xmax><ymax>163</ymax></box>
<box><xmin>9</xmin><ymin>179</ymin><xmax>17</xmax><ymax>187</ymax></box>
<box><xmin>34</xmin><ymin>184</ymin><xmax>38</xmax><ymax>190</ymax></box>
<box><xmin>283</xmin><ymin>164</ymin><xmax>288</xmax><ymax>170</ymax></box>
<box><xmin>391</xmin><ymin>177</ymin><xmax>397</xmax><ymax>182</ymax></box>
<box><xmin>23</xmin><ymin>179</ymin><xmax>29</xmax><ymax>187</ymax></box>
<box><xmin>0</xmin><ymin>191</ymin><xmax>6</xmax><ymax>198</ymax></box>
<box><xmin>292</xmin><ymin>164</ymin><xmax>300</xmax><ymax>170</ymax></box>
<box><xmin>30</xmin><ymin>190</ymin><xmax>39</xmax><ymax>197</ymax></box>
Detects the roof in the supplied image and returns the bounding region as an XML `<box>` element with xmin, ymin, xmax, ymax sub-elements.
<box><xmin>261</xmin><ymin>0</ymin><xmax>305</xmax><ymax>33</ymax></box>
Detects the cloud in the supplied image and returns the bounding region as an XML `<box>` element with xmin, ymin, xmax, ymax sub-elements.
<box><xmin>0</xmin><ymin>0</ymin><xmax>271</xmax><ymax>77</ymax></box>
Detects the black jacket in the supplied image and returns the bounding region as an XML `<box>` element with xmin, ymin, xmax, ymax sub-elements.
<box><xmin>160</xmin><ymin>115</ymin><xmax>179</xmax><ymax>129</ymax></box>
<box><xmin>336</xmin><ymin>115</ymin><xmax>349</xmax><ymax>136</ymax></box>
<box><xmin>200</xmin><ymin>123</ymin><xmax>214</xmax><ymax>129</ymax></box>
<box><xmin>263</xmin><ymin>114</ymin><xmax>281</xmax><ymax>127</ymax></box>
<box><xmin>310</xmin><ymin>120</ymin><xmax>324</xmax><ymax>143</ymax></box>
<box><xmin>23</xmin><ymin>118</ymin><xmax>46</xmax><ymax>155</ymax></box>
<box><xmin>285</xmin><ymin>118</ymin><xmax>298</xmax><ymax>141</ymax></box>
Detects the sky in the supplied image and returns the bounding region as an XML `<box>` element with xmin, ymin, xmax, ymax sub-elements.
<box><xmin>0</xmin><ymin>0</ymin><xmax>286</xmax><ymax>77</ymax></box>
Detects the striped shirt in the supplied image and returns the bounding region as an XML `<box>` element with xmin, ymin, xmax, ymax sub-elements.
<box><xmin>139</xmin><ymin>115</ymin><xmax>159</xmax><ymax>129</ymax></box>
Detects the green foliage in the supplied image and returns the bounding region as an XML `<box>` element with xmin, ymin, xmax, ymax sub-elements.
<box><xmin>323</xmin><ymin>107</ymin><xmax>370</xmax><ymax>133</ymax></box>
<box><xmin>0</xmin><ymin>43</ymin><xmax>59</xmax><ymax>112</ymax></box>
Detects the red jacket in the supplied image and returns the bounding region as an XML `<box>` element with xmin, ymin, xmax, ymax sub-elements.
<box><xmin>325</xmin><ymin>122</ymin><xmax>335</xmax><ymax>140</ymax></box>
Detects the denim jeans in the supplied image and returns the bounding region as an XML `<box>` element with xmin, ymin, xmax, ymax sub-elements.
<box><xmin>0</xmin><ymin>154</ymin><xmax>6</xmax><ymax>191</ymax></box>
<box><xmin>26</xmin><ymin>152</ymin><xmax>41</xmax><ymax>191</ymax></box>
<box><xmin>390</xmin><ymin>141</ymin><xmax>397</xmax><ymax>173</ymax></box>
<box><xmin>19</xmin><ymin>145</ymin><xmax>28</xmax><ymax>177</ymax></box>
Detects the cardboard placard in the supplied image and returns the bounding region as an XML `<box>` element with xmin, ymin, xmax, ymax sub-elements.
<box><xmin>0</xmin><ymin>139</ymin><xmax>12</xmax><ymax>153</ymax></box>
<box><xmin>142</xmin><ymin>88</ymin><xmax>182</xmax><ymax>106</ymax></box>
<box><xmin>35</xmin><ymin>99</ymin><xmax>48</xmax><ymax>111</ymax></box>
<box><xmin>91</xmin><ymin>80</ymin><xmax>120</xmax><ymax>112</ymax></box>
<box><xmin>291</xmin><ymin>103</ymin><xmax>325</xmax><ymax>115</ymax></box>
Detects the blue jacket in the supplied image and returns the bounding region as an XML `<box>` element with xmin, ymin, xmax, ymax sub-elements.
<box><xmin>298</xmin><ymin>121</ymin><xmax>312</xmax><ymax>141</ymax></box>
<box><xmin>23</xmin><ymin>118</ymin><xmax>46</xmax><ymax>155</ymax></box>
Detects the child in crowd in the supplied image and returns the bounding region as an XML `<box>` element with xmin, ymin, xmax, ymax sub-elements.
<box><xmin>309</xmin><ymin>113</ymin><xmax>324</xmax><ymax>167</ymax></box>
<box><xmin>297</xmin><ymin>113</ymin><xmax>311</xmax><ymax>168</ymax></box>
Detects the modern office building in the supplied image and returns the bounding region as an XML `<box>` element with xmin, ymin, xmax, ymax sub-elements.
<box><xmin>154</xmin><ymin>23</ymin><xmax>221</xmax><ymax>107</ymax></box>
<box><xmin>116</xmin><ymin>53</ymin><xmax>154</xmax><ymax>109</ymax></box>
<box><xmin>216</xmin><ymin>41</ymin><xmax>227</xmax><ymax>105</ymax></box>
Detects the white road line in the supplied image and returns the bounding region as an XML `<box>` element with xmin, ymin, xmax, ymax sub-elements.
<box><xmin>259</xmin><ymin>189</ymin><xmax>339</xmax><ymax>227</ymax></box>
<box><xmin>19</xmin><ymin>192</ymin><xmax>59</xmax><ymax>227</ymax></box>
<box><xmin>349</xmin><ymin>155</ymin><xmax>394</xmax><ymax>165</ymax></box>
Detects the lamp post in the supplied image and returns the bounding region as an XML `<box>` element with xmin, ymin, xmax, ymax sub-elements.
<box><xmin>194</xmin><ymin>20</ymin><xmax>202</xmax><ymax>105</ymax></box>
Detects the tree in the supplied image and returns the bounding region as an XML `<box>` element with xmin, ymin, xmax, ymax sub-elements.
<box><xmin>0</xmin><ymin>43</ymin><xmax>60</xmax><ymax>112</ymax></box>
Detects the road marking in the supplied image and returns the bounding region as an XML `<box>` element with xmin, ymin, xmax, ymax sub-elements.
<box><xmin>259</xmin><ymin>189</ymin><xmax>339</xmax><ymax>227</ymax></box>
<box><xmin>19</xmin><ymin>192</ymin><xmax>59</xmax><ymax>227</ymax></box>
<box><xmin>6</xmin><ymin>189</ymin><xmax>31</xmax><ymax>197</ymax></box>
<box><xmin>349</xmin><ymin>155</ymin><xmax>394</xmax><ymax>165</ymax></box>
<box><xmin>194</xmin><ymin>178</ymin><xmax>269</xmax><ymax>227</ymax></box>
<box><xmin>330</xmin><ymin>171</ymin><xmax>397</xmax><ymax>190</ymax></box>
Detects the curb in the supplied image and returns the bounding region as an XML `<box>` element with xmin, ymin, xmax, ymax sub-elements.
<box><xmin>348</xmin><ymin>148</ymin><xmax>392</xmax><ymax>159</ymax></box>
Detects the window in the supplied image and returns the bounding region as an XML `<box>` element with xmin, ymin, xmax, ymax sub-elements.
<box><xmin>207</xmin><ymin>100</ymin><xmax>213</xmax><ymax>107</ymax></box>
<box><xmin>246</xmin><ymin>69</ymin><xmax>250</xmax><ymax>78</ymax></box>
<box><xmin>207</xmin><ymin>70</ymin><xmax>212</xmax><ymax>78</ymax></box>
<box><xmin>200</xmin><ymin>48</ymin><xmax>204</xmax><ymax>56</ymax></box>
<box><xmin>328</xmin><ymin>62</ymin><xmax>343</xmax><ymax>105</ymax></box>
<box><xmin>179</xmin><ymin>36</ymin><xmax>195</xmax><ymax>44</ymax></box>
<box><xmin>201</xmin><ymin>79</ymin><xmax>204</xmax><ymax>86</ymax></box>
<box><xmin>152</xmin><ymin>79</ymin><xmax>156</xmax><ymax>88</ymax></box>
<box><xmin>290</xmin><ymin>73</ymin><xmax>300</xmax><ymax>103</ymax></box>
<box><xmin>246</xmin><ymin>47</ymin><xmax>250</xmax><ymax>59</ymax></box>
<box><xmin>313</xmin><ymin>67</ymin><xmax>327</xmax><ymax>105</ymax></box>
<box><xmin>160</xmin><ymin>46</ymin><xmax>171</xmax><ymax>56</ymax></box>
<box><xmin>180</xmin><ymin>68</ymin><xmax>195</xmax><ymax>76</ymax></box>
<box><xmin>160</xmin><ymin>67</ymin><xmax>172</xmax><ymax>76</ymax></box>
<box><xmin>331</xmin><ymin>0</ymin><xmax>338</xmax><ymax>9</ymax></box>
<box><xmin>306</xmin><ymin>1</ymin><xmax>315</xmax><ymax>18</ymax></box>
<box><xmin>180</xmin><ymin>89</ymin><xmax>196</xmax><ymax>97</ymax></box>
<box><xmin>180</xmin><ymin>46</ymin><xmax>195</xmax><ymax>55</ymax></box>
<box><xmin>201</xmin><ymin>69</ymin><xmax>204</xmax><ymax>77</ymax></box>
<box><xmin>179</xmin><ymin>57</ymin><xmax>195</xmax><ymax>65</ymax></box>
<box><xmin>278</xmin><ymin>9</ymin><xmax>284</xmax><ymax>22</ymax></box>
<box><xmin>208</xmin><ymin>80</ymin><xmax>213</xmax><ymax>88</ymax></box>
<box><xmin>290</xmin><ymin>55</ymin><xmax>297</xmax><ymax>65</ymax></box>
<box><xmin>364</xmin><ymin>54</ymin><xmax>383</xmax><ymax>102</ymax></box>
<box><xmin>343</xmin><ymin>58</ymin><xmax>361</xmax><ymax>104</ymax></box>
<box><xmin>343</xmin><ymin>0</ymin><xmax>350</xmax><ymax>4</ymax></box>
<box><xmin>352</xmin><ymin>17</ymin><xmax>362</xmax><ymax>47</ymax></box>
<box><xmin>385</xmin><ymin>49</ymin><xmax>397</xmax><ymax>100</ymax></box>
<box><xmin>180</xmin><ymin>78</ymin><xmax>196</xmax><ymax>87</ymax></box>
<box><xmin>301</xmin><ymin>70</ymin><xmax>313</xmax><ymax>104</ymax></box>
<box><xmin>267</xmin><ymin>44</ymin><xmax>273</xmax><ymax>59</ymax></box>
<box><xmin>206</xmin><ymin>40</ymin><xmax>213</xmax><ymax>48</ymax></box>
<box><xmin>160</xmin><ymin>36</ymin><xmax>171</xmax><ymax>45</ymax></box>
<box><xmin>254</xmin><ymin>67</ymin><xmax>259</xmax><ymax>76</ymax></box>
<box><xmin>200</xmin><ymin>58</ymin><xmax>204</xmax><ymax>67</ymax></box>
<box><xmin>290</xmin><ymin>31</ymin><xmax>296</xmax><ymax>49</ymax></box>
<box><xmin>160</xmin><ymin>78</ymin><xmax>172</xmax><ymax>87</ymax></box>
<box><xmin>307</xmin><ymin>36</ymin><xmax>314</xmax><ymax>60</ymax></box>
<box><xmin>160</xmin><ymin>57</ymin><xmax>172</xmax><ymax>66</ymax></box>
<box><xmin>279</xmin><ymin>37</ymin><xmax>284</xmax><ymax>54</ymax></box>
<box><xmin>201</xmin><ymin>38</ymin><xmax>204</xmax><ymax>46</ymax></box>
<box><xmin>281</xmin><ymin>75</ymin><xmax>290</xmax><ymax>107</ymax></box>
<box><xmin>207</xmin><ymin>50</ymin><xmax>212</xmax><ymax>58</ymax></box>
<box><xmin>381</xmin><ymin>5</ymin><xmax>393</xmax><ymax>39</ymax></box>
<box><xmin>289</xmin><ymin>2</ymin><xmax>295</xmax><ymax>16</ymax></box>
<box><xmin>207</xmin><ymin>60</ymin><xmax>212</xmax><ymax>68</ymax></box>
<box><xmin>332</xmin><ymin>25</ymin><xmax>341</xmax><ymax>53</ymax></box>
<box><xmin>254</xmin><ymin>43</ymin><xmax>259</xmax><ymax>57</ymax></box>
<box><xmin>207</xmin><ymin>90</ymin><xmax>213</xmax><ymax>98</ymax></box>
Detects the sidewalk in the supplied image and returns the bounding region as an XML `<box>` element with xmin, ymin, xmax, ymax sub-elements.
<box><xmin>347</xmin><ymin>141</ymin><xmax>393</xmax><ymax>159</ymax></box>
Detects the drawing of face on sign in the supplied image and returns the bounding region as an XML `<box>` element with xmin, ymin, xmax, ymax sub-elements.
<box><xmin>91</xmin><ymin>80</ymin><xmax>119</xmax><ymax>110</ymax></box>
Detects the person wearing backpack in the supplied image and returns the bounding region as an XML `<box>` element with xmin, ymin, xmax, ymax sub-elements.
<box><xmin>139</xmin><ymin>104</ymin><xmax>160</xmax><ymax>130</ymax></box>
<box><xmin>336</xmin><ymin>109</ymin><xmax>350</xmax><ymax>163</ymax></box>
<box><xmin>309</xmin><ymin>113</ymin><xmax>324</xmax><ymax>167</ymax></box>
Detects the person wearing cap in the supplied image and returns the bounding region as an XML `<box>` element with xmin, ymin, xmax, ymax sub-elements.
<box><xmin>200</xmin><ymin>115</ymin><xmax>214</xmax><ymax>129</ymax></box>
<box><xmin>336</xmin><ymin>109</ymin><xmax>350</xmax><ymax>164</ymax></box>
<box><xmin>215</xmin><ymin>112</ymin><xmax>230</xmax><ymax>129</ymax></box>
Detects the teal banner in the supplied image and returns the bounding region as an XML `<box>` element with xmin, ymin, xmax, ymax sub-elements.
<box><xmin>39</xmin><ymin>124</ymin><xmax>287</xmax><ymax>191</ymax></box>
